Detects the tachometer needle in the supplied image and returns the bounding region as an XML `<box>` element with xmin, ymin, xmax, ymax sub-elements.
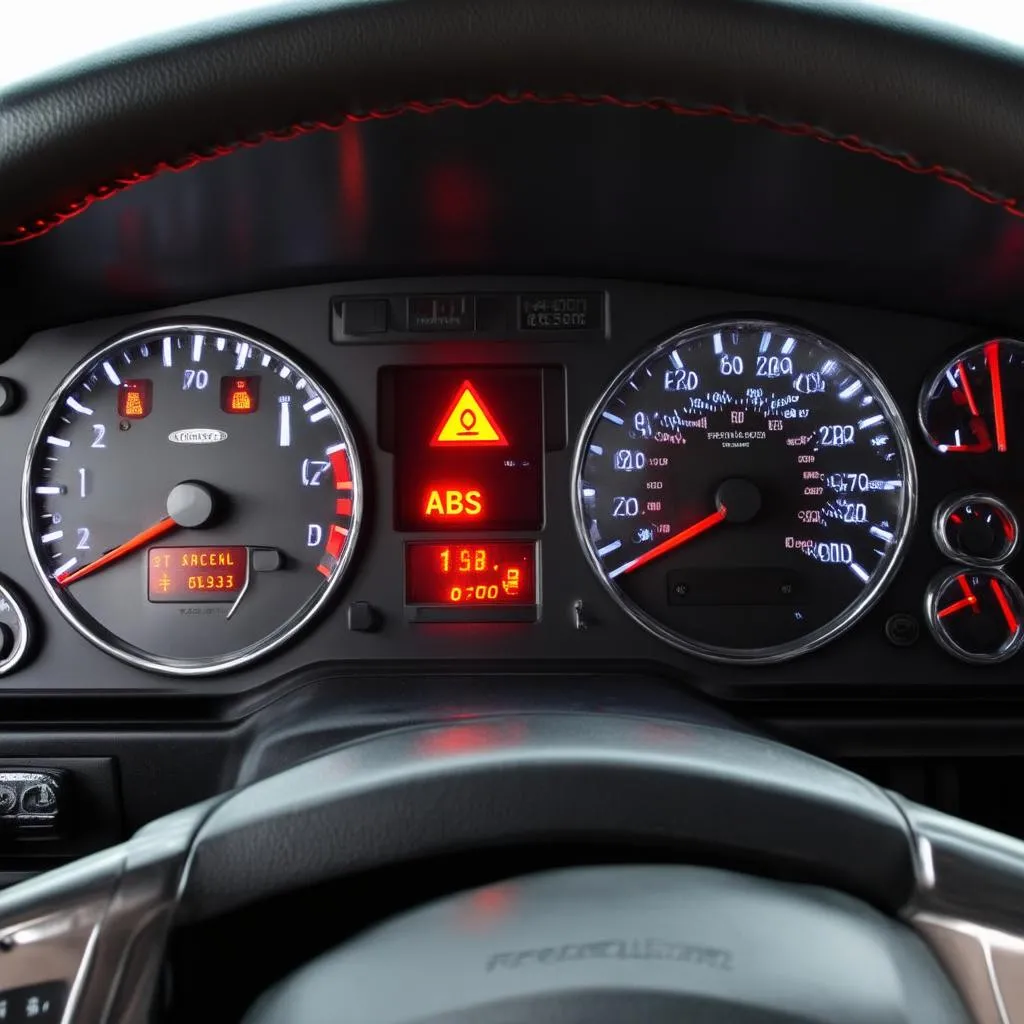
<box><xmin>613</xmin><ymin>507</ymin><xmax>728</xmax><ymax>578</ymax></box>
<box><xmin>985</xmin><ymin>341</ymin><xmax>1008</xmax><ymax>452</ymax></box>
<box><xmin>57</xmin><ymin>517</ymin><xmax>178</xmax><ymax>586</ymax></box>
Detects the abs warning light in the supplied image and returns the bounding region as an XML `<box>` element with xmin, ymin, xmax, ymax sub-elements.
<box><xmin>431</xmin><ymin>380</ymin><xmax>508</xmax><ymax>446</ymax></box>
<box><xmin>117</xmin><ymin>379</ymin><xmax>153</xmax><ymax>419</ymax></box>
<box><xmin>388</xmin><ymin>367</ymin><xmax>544</xmax><ymax>532</ymax></box>
<box><xmin>220</xmin><ymin>376</ymin><xmax>260</xmax><ymax>414</ymax></box>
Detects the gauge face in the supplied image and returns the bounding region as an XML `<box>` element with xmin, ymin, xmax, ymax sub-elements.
<box><xmin>23</xmin><ymin>324</ymin><xmax>362</xmax><ymax>675</ymax></box>
<box><xmin>926</xmin><ymin>568</ymin><xmax>1024</xmax><ymax>663</ymax></box>
<box><xmin>573</xmin><ymin>320</ymin><xmax>916</xmax><ymax>663</ymax></box>
<box><xmin>934</xmin><ymin>493</ymin><xmax>1019</xmax><ymax>566</ymax></box>
<box><xmin>919</xmin><ymin>338</ymin><xmax>1024</xmax><ymax>454</ymax></box>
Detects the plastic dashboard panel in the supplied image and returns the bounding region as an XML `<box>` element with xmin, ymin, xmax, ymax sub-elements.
<box><xmin>0</xmin><ymin>276</ymin><xmax>1006</xmax><ymax>694</ymax></box>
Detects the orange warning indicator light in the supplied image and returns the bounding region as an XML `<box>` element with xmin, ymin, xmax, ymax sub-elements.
<box><xmin>431</xmin><ymin>380</ymin><xmax>508</xmax><ymax>447</ymax></box>
<box><xmin>117</xmin><ymin>379</ymin><xmax>153</xmax><ymax>419</ymax></box>
<box><xmin>220</xmin><ymin>376</ymin><xmax>260</xmax><ymax>415</ymax></box>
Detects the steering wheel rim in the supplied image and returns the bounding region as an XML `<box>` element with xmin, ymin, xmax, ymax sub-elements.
<box><xmin>4</xmin><ymin>0</ymin><xmax>1024</xmax><ymax>245</ymax></box>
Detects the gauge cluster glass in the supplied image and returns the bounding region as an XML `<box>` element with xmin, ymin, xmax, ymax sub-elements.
<box><xmin>572</xmin><ymin>319</ymin><xmax>916</xmax><ymax>663</ymax></box>
<box><xmin>22</xmin><ymin>324</ymin><xmax>362</xmax><ymax>676</ymax></box>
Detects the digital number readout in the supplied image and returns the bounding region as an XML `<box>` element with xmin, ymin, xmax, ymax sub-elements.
<box><xmin>405</xmin><ymin>542</ymin><xmax>536</xmax><ymax>606</ymax></box>
<box><xmin>148</xmin><ymin>547</ymin><xmax>248</xmax><ymax>603</ymax></box>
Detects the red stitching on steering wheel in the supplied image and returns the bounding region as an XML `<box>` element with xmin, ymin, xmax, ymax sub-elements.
<box><xmin>2</xmin><ymin>91</ymin><xmax>1020</xmax><ymax>245</ymax></box>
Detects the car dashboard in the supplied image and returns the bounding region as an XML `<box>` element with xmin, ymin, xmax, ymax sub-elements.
<box><xmin>0</xmin><ymin>274</ymin><xmax>1017</xmax><ymax>696</ymax></box>
<box><xmin>3</xmin><ymin>25</ymin><xmax>1024</xmax><ymax>886</ymax></box>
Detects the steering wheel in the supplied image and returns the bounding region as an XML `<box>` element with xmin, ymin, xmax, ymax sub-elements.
<box><xmin>0</xmin><ymin>711</ymin><xmax>1014</xmax><ymax>1021</ymax></box>
<box><xmin>3</xmin><ymin>1</ymin><xmax>1024</xmax><ymax>1020</ymax></box>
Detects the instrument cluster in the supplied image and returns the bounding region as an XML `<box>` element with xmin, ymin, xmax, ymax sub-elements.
<box><xmin>0</xmin><ymin>278</ymin><xmax>1020</xmax><ymax>691</ymax></box>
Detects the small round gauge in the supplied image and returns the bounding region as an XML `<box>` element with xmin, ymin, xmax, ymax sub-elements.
<box><xmin>23</xmin><ymin>323</ymin><xmax>363</xmax><ymax>676</ymax></box>
<box><xmin>934</xmin><ymin>493</ymin><xmax>1019</xmax><ymax>566</ymax></box>
<box><xmin>919</xmin><ymin>338</ymin><xmax>1024</xmax><ymax>454</ymax></box>
<box><xmin>926</xmin><ymin>567</ymin><xmax>1024</xmax><ymax>663</ymax></box>
<box><xmin>573</xmin><ymin>319</ymin><xmax>916</xmax><ymax>663</ymax></box>
<box><xmin>0</xmin><ymin>579</ymin><xmax>31</xmax><ymax>676</ymax></box>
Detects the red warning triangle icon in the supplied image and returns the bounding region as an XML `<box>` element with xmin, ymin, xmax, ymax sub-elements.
<box><xmin>431</xmin><ymin>380</ymin><xmax>509</xmax><ymax>447</ymax></box>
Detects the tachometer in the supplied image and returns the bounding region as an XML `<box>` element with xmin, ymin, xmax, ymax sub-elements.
<box><xmin>572</xmin><ymin>319</ymin><xmax>915</xmax><ymax>663</ymax></box>
<box><xmin>23</xmin><ymin>323</ymin><xmax>362</xmax><ymax>675</ymax></box>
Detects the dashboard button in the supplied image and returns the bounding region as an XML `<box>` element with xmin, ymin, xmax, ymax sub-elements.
<box><xmin>0</xmin><ymin>378</ymin><xmax>18</xmax><ymax>415</ymax></box>
<box><xmin>0</xmin><ymin>980</ymin><xmax>67</xmax><ymax>1022</ymax></box>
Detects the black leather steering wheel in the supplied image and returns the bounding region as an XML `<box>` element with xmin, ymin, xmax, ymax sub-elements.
<box><xmin>0</xmin><ymin>711</ymin><xmax>1019</xmax><ymax>1021</ymax></box>
<box><xmin>3</xmin><ymin>1</ymin><xmax>1024</xmax><ymax>1020</ymax></box>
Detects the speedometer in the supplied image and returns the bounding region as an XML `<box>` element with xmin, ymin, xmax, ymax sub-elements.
<box><xmin>572</xmin><ymin>319</ymin><xmax>915</xmax><ymax>663</ymax></box>
<box><xmin>23</xmin><ymin>322</ymin><xmax>363</xmax><ymax>676</ymax></box>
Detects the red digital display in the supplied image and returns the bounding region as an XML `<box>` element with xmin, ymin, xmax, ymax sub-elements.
<box><xmin>148</xmin><ymin>547</ymin><xmax>248</xmax><ymax>603</ymax></box>
<box><xmin>220</xmin><ymin>376</ymin><xmax>260</xmax><ymax>414</ymax></box>
<box><xmin>117</xmin><ymin>379</ymin><xmax>153</xmax><ymax>419</ymax></box>
<box><xmin>406</xmin><ymin>542</ymin><xmax>536</xmax><ymax>606</ymax></box>
<box><xmin>389</xmin><ymin>368</ymin><xmax>544</xmax><ymax>531</ymax></box>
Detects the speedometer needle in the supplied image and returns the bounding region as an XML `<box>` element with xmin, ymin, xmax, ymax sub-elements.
<box><xmin>56</xmin><ymin>517</ymin><xmax>177</xmax><ymax>586</ymax></box>
<box><xmin>615</xmin><ymin>507</ymin><xmax>728</xmax><ymax>577</ymax></box>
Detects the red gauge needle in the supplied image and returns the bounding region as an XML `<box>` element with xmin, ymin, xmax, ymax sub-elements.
<box><xmin>937</xmin><ymin>595</ymin><xmax>977</xmax><ymax>619</ymax></box>
<box><xmin>985</xmin><ymin>341</ymin><xmax>1008</xmax><ymax>452</ymax></box>
<box><xmin>938</xmin><ymin>574</ymin><xmax>980</xmax><ymax>619</ymax></box>
<box><xmin>957</xmin><ymin>361</ymin><xmax>980</xmax><ymax>417</ymax></box>
<box><xmin>57</xmin><ymin>517</ymin><xmax>177</xmax><ymax>586</ymax></box>
<box><xmin>55</xmin><ymin>481</ymin><xmax>216</xmax><ymax>586</ymax></box>
<box><xmin>991</xmin><ymin>578</ymin><xmax>1019</xmax><ymax>632</ymax></box>
<box><xmin>615</xmin><ymin>507</ymin><xmax>728</xmax><ymax>577</ymax></box>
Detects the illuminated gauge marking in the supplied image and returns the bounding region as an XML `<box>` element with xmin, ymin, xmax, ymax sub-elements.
<box><xmin>23</xmin><ymin>323</ymin><xmax>363</xmax><ymax>676</ymax></box>
<box><xmin>573</xmin><ymin>319</ymin><xmax>915</xmax><ymax>663</ymax></box>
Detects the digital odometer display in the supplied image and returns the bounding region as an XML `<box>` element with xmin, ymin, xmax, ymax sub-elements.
<box><xmin>573</xmin><ymin>320</ymin><xmax>915</xmax><ymax>662</ymax></box>
<box><xmin>148</xmin><ymin>547</ymin><xmax>248</xmax><ymax>603</ymax></box>
<box><xmin>406</xmin><ymin>542</ymin><xmax>536</xmax><ymax>606</ymax></box>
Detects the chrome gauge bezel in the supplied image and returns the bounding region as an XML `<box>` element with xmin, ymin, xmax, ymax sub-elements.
<box><xmin>0</xmin><ymin>580</ymin><xmax>31</xmax><ymax>677</ymax></box>
<box><xmin>932</xmin><ymin>492</ymin><xmax>1020</xmax><ymax>567</ymax></box>
<box><xmin>925</xmin><ymin>566</ymin><xmax>1024</xmax><ymax>664</ymax></box>
<box><xmin>21</xmin><ymin>321</ymin><xmax>364</xmax><ymax>677</ymax></box>
<box><xmin>570</xmin><ymin>317</ymin><xmax>918</xmax><ymax>665</ymax></box>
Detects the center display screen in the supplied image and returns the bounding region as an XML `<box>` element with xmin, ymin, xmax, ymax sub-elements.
<box><xmin>389</xmin><ymin>367</ymin><xmax>544</xmax><ymax>531</ymax></box>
